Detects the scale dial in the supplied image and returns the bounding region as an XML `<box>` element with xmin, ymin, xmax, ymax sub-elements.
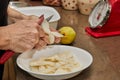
<box><xmin>89</xmin><ymin>0</ymin><xmax>111</xmax><ymax>28</ymax></box>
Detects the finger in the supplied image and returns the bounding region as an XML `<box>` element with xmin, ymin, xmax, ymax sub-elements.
<box><xmin>29</xmin><ymin>15</ymin><xmax>38</xmax><ymax>20</ymax></box>
<box><xmin>34</xmin><ymin>33</ymin><xmax>39</xmax><ymax>45</ymax></box>
<box><xmin>50</xmin><ymin>27</ymin><xmax>57</xmax><ymax>32</ymax></box>
<box><xmin>12</xmin><ymin>43</ymin><xmax>33</xmax><ymax>53</ymax></box>
<box><xmin>55</xmin><ymin>37</ymin><xmax>61</xmax><ymax>43</ymax></box>
<box><xmin>35</xmin><ymin>39</ymin><xmax>47</xmax><ymax>50</ymax></box>
<box><xmin>39</xmin><ymin>26</ymin><xmax>46</xmax><ymax>37</ymax></box>
<box><xmin>37</xmin><ymin>15</ymin><xmax>44</xmax><ymax>25</ymax></box>
<box><xmin>27</xmin><ymin>26</ymin><xmax>40</xmax><ymax>45</ymax></box>
<box><xmin>41</xmin><ymin>35</ymin><xmax>50</xmax><ymax>44</ymax></box>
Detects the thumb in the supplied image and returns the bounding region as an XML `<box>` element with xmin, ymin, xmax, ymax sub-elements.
<box><xmin>37</xmin><ymin>15</ymin><xmax>44</xmax><ymax>25</ymax></box>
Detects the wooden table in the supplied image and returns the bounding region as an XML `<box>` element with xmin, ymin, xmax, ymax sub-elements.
<box><xmin>3</xmin><ymin>1</ymin><xmax>120</xmax><ymax>80</ymax></box>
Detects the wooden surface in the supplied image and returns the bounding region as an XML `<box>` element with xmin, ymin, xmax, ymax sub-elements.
<box><xmin>4</xmin><ymin>1</ymin><xmax>120</xmax><ymax>80</ymax></box>
<box><xmin>3</xmin><ymin>58</ymin><xmax>16</xmax><ymax>80</ymax></box>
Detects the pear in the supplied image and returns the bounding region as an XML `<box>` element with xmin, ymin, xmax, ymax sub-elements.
<box><xmin>59</xmin><ymin>26</ymin><xmax>76</xmax><ymax>44</ymax></box>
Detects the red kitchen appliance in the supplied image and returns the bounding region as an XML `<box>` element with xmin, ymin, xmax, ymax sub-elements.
<box><xmin>85</xmin><ymin>0</ymin><xmax>120</xmax><ymax>38</ymax></box>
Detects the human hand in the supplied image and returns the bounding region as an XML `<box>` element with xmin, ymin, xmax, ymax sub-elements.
<box><xmin>7</xmin><ymin>15</ymin><xmax>61</xmax><ymax>52</ymax></box>
<box><xmin>4</xmin><ymin>20</ymin><xmax>40</xmax><ymax>53</ymax></box>
<box><xmin>35</xmin><ymin>26</ymin><xmax>61</xmax><ymax>50</ymax></box>
<box><xmin>9</xmin><ymin>15</ymin><xmax>39</xmax><ymax>23</ymax></box>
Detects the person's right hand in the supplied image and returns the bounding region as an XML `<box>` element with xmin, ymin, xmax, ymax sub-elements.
<box><xmin>4</xmin><ymin>20</ymin><xmax>40</xmax><ymax>53</ymax></box>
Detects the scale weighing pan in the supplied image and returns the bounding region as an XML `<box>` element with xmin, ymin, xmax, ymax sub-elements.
<box><xmin>86</xmin><ymin>0</ymin><xmax>120</xmax><ymax>38</ymax></box>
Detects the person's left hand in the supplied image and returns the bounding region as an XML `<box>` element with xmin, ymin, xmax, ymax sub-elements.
<box><xmin>9</xmin><ymin>15</ymin><xmax>39</xmax><ymax>23</ymax></box>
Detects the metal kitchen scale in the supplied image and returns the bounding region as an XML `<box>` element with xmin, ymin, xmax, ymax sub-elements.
<box><xmin>86</xmin><ymin>0</ymin><xmax>120</xmax><ymax>38</ymax></box>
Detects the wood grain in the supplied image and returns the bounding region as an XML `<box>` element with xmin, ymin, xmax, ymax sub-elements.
<box><xmin>3</xmin><ymin>61</ymin><xmax>9</xmax><ymax>80</ymax></box>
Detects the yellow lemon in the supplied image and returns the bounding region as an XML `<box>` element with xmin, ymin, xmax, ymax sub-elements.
<box><xmin>59</xmin><ymin>26</ymin><xmax>76</xmax><ymax>44</ymax></box>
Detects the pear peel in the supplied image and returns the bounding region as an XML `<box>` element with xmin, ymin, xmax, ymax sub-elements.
<box><xmin>41</xmin><ymin>19</ymin><xmax>63</xmax><ymax>44</ymax></box>
<box><xmin>41</xmin><ymin>20</ymin><xmax>51</xmax><ymax>34</ymax></box>
<box><xmin>49</xmin><ymin>33</ymin><xmax>55</xmax><ymax>44</ymax></box>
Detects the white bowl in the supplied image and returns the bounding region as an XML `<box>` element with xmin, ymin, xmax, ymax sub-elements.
<box><xmin>11</xmin><ymin>6</ymin><xmax>60</xmax><ymax>29</ymax></box>
<box><xmin>16</xmin><ymin>45</ymin><xmax>93</xmax><ymax>80</ymax></box>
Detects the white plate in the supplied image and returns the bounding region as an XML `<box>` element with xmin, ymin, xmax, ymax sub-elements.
<box><xmin>16</xmin><ymin>45</ymin><xmax>93</xmax><ymax>80</ymax></box>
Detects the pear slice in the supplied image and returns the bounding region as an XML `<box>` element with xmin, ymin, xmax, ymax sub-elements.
<box><xmin>41</xmin><ymin>19</ymin><xmax>51</xmax><ymax>34</ymax></box>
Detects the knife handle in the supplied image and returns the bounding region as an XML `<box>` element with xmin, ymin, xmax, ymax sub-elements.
<box><xmin>0</xmin><ymin>50</ymin><xmax>14</xmax><ymax>64</ymax></box>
